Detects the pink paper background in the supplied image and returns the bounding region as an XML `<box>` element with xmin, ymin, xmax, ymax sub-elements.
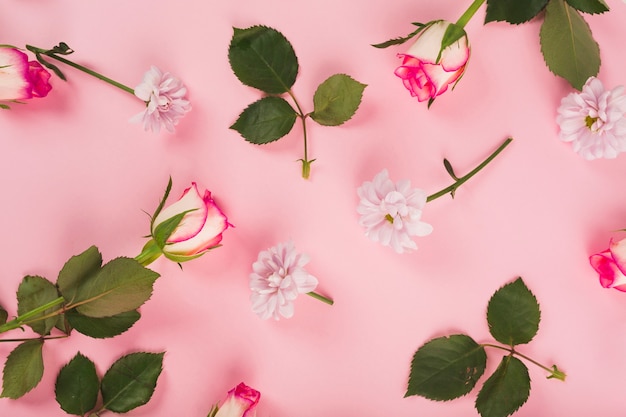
<box><xmin>2</xmin><ymin>0</ymin><xmax>626</xmax><ymax>416</ymax></box>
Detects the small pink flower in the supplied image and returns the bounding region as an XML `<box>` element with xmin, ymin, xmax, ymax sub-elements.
<box><xmin>590</xmin><ymin>237</ymin><xmax>626</xmax><ymax>291</ymax></box>
<box><xmin>249</xmin><ymin>241</ymin><xmax>318</xmax><ymax>320</ymax></box>
<box><xmin>394</xmin><ymin>20</ymin><xmax>469</xmax><ymax>103</ymax></box>
<box><xmin>0</xmin><ymin>47</ymin><xmax>52</xmax><ymax>102</ymax></box>
<box><xmin>214</xmin><ymin>383</ymin><xmax>260</xmax><ymax>417</ymax></box>
<box><xmin>557</xmin><ymin>77</ymin><xmax>626</xmax><ymax>160</ymax></box>
<box><xmin>131</xmin><ymin>65</ymin><xmax>191</xmax><ymax>133</ymax></box>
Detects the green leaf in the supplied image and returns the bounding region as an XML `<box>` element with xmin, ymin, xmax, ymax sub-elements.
<box><xmin>485</xmin><ymin>0</ymin><xmax>549</xmax><ymax>24</ymax></box>
<box><xmin>310</xmin><ymin>74</ymin><xmax>366</xmax><ymax>126</ymax></box>
<box><xmin>406</xmin><ymin>334</ymin><xmax>487</xmax><ymax>400</ymax></box>
<box><xmin>487</xmin><ymin>277</ymin><xmax>540</xmax><ymax>346</ymax></box>
<box><xmin>57</xmin><ymin>245</ymin><xmax>103</xmax><ymax>304</ymax></box>
<box><xmin>228</xmin><ymin>25</ymin><xmax>299</xmax><ymax>94</ymax></box>
<box><xmin>0</xmin><ymin>104</ymin><xmax>10</xmax><ymax>110</ymax></box>
<box><xmin>17</xmin><ymin>275</ymin><xmax>60</xmax><ymax>335</ymax></box>
<box><xmin>1</xmin><ymin>340</ymin><xmax>44</xmax><ymax>399</ymax></box>
<box><xmin>55</xmin><ymin>352</ymin><xmax>99</xmax><ymax>415</ymax></box>
<box><xmin>371</xmin><ymin>23</ymin><xmax>428</xmax><ymax>48</ymax></box>
<box><xmin>475</xmin><ymin>356</ymin><xmax>531</xmax><ymax>417</ymax></box>
<box><xmin>65</xmin><ymin>309</ymin><xmax>141</xmax><ymax>338</ymax></box>
<box><xmin>565</xmin><ymin>0</ymin><xmax>608</xmax><ymax>14</ymax></box>
<box><xmin>101</xmin><ymin>352</ymin><xmax>164</xmax><ymax>413</ymax></box>
<box><xmin>230</xmin><ymin>96</ymin><xmax>297</xmax><ymax>144</ymax></box>
<box><xmin>72</xmin><ymin>257</ymin><xmax>159</xmax><ymax>318</ymax></box>
<box><xmin>443</xmin><ymin>159</ymin><xmax>459</xmax><ymax>180</ymax></box>
<box><xmin>540</xmin><ymin>0</ymin><xmax>600</xmax><ymax>90</ymax></box>
<box><xmin>0</xmin><ymin>305</ymin><xmax>7</xmax><ymax>325</ymax></box>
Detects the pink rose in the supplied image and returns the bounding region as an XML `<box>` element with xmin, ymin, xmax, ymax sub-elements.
<box><xmin>394</xmin><ymin>20</ymin><xmax>469</xmax><ymax>103</ymax></box>
<box><xmin>214</xmin><ymin>383</ymin><xmax>260</xmax><ymax>417</ymax></box>
<box><xmin>589</xmin><ymin>237</ymin><xmax>626</xmax><ymax>291</ymax></box>
<box><xmin>0</xmin><ymin>47</ymin><xmax>52</xmax><ymax>101</ymax></box>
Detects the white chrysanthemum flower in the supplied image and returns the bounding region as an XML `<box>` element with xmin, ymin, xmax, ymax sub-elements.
<box><xmin>357</xmin><ymin>169</ymin><xmax>433</xmax><ymax>254</ymax></box>
<box><xmin>131</xmin><ymin>66</ymin><xmax>191</xmax><ymax>133</ymax></box>
<box><xmin>557</xmin><ymin>76</ymin><xmax>626</xmax><ymax>160</ymax></box>
<box><xmin>249</xmin><ymin>241</ymin><xmax>318</xmax><ymax>320</ymax></box>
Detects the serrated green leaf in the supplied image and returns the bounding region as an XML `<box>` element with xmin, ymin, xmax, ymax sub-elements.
<box><xmin>57</xmin><ymin>246</ymin><xmax>103</xmax><ymax>304</ymax></box>
<box><xmin>70</xmin><ymin>257</ymin><xmax>159</xmax><ymax>318</ymax></box>
<box><xmin>487</xmin><ymin>278</ymin><xmax>540</xmax><ymax>346</ymax></box>
<box><xmin>0</xmin><ymin>305</ymin><xmax>7</xmax><ymax>325</ymax></box>
<box><xmin>540</xmin><ymin>0</ymin><xmax>600</xmax><ymax>90</ymax></box>
<box><xmin>565</xmin><ymin>0</ymin><xmax>608</xmax><ymax>14</ymax></box>
<box><xmin>406</xmin><ymin>334</ymin><xmax>487</xmax><ymax>400</ymax></box>
<box><xmin>55</xmin><ymin>352</ymin><xmax>99</xmax><ymax>415</ymax></box>
<box><xmin>1</xmin><ymin>340</ymin><xmax>44</xmax><ymax>399</ymax></box>
<box><xmin>101</xmin><ymin>352</ymin><xmax>164</xmax><ymax>413</ymax></box>
<box><xmin>17</xmin><ymin>275</ymin><xmax>60</xmax><ymax>335</ymax></box>
<box><xmin>485</xmin><ymin>0</ymin><xmax>549</xmax><ymax>23</ymax></box>
<box><xmin>371</xmin><ymin>24</ymin><xmax>427</xmax><ymax>48</ymax></box>
<box><xmin>231</xmin><ymin>96</ymin><xmax>297</xmax><ymax>144</ymax></box>
<box><xmin>475</xmin><ymin>356</ymin><xmax>531</xmax><ymax>417</ymax></box>
<box><xmin>65</xmin><ymin>309</ymin><xmax>141</xmax><ymax>339</ymax></box>
<box><xmin>310</xmin><ymin>74</ymin><xmax>366</xmax><ymax>126</ymax></box>
<box><xmin>228</xmin><ymin>25</ymin><xmax>298</xmax><ymax>94</ymax></box>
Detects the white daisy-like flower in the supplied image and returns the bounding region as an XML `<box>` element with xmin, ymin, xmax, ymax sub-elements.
<box><xmin>557</xmin><ymin>76</ymin><xmax>626</xmax><ymax>160</ymax></box>
<box><xmin>357</xmin><ymin>169</ymin><xmax>433</xmax><ymax>253</ymax></box>
<box><xmin>249</xmin><ymin>241</ymin><xmax>318</xmax><ymax>320</ymax></box>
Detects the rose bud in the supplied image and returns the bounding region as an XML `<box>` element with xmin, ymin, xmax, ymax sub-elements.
<box><xmin>590</xmin><ymin>237</ymin><xmax>626</xmax><ymax>291</ymax></box>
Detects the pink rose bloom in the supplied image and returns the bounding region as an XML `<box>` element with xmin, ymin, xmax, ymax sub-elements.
<box><xmin>214</xmin><ymin>383</ymin><xmax>260</xmax><ymax>417</ymax></box>
<box><xmin>0</xmin><ymin>47</ymin><xmax>52</xmax><ymax>101</ymax></box>
<box><xmin>151</xmin><ymin>183</ymin><xmax>230</xmax><ymax>261</ymax></box>
<box><xmin>590</xmin><ymin>237</ymin><xmax>626</xmax><ymax>291</ymax></box>
<box><xmin>394</xmin><ymin>20</ymin><xmax>469</xmax><ymax>102</ymax></box>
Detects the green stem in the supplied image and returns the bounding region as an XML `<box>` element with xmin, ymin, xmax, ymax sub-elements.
<box><xmin>287</xmin><ymin>89</ymin><xmax>314</xmax><ymax>179</ymax></box>
<box><xmin>25</xmin><ymin>45</ymin><xmax>135</xmax><ymax>95</ymax></box>
<box><xmin>455</xmin><ymin>0</ymin><xmax>486</xmax><ymax>29</ymax></box>
<box><xmin>306</xmin><ymin>291</ymin><xmax>334</xmax><ymax>305</ymax></box>
<box><xmin>135</xmin><ymin>239</ymin><xmax>163</xmax><ymax>267</ymax></box>
<box><xmin>0</xmin><ymin>296</ymin><xmax>65</xmax><ymax>334</ymax></box>
<box><xmin>426</xmin><ymin>137</ymin><xmax>512</xmax><ymax>202</ymax></box>
<box><xmin>482</xmin><ymin>343</ymin><xmax>566</xmax><ymax>381</ymax></box>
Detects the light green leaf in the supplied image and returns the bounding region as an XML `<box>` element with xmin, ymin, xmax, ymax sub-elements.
<box><xmin>1</xmin><ymin>340</ymin><xmax>44</xmax><ymax>399</ymax></box>
<box><xmin>228</xmin><ymin>25</ymin><xmax>299</xmax><ymax>94</ymax></box>
<box><xmin>565</xmin><ymin>0</ymin><xmax>608</xmax><ymax>14</ymax></box>
<box><xmin>540</xmin><ymin>0</ymin><xmax>600</xmax><ymax>90</ymax></box>
<box><xmin>17</xmin><ymin>275</ymin><xmax>60</xmax><ymax>335</ymax></box>
<box><xmin>57</xmin><ymin>246</ymin><xmax>103</xmax><ymax>304</ymax></box>
<box><xmin>65</xmin><ymin>309</ymin><xmax>141</xmax><ymax>339</ymax></box>
<box><xmin>71</xmin><ymin>257</ymin><xmax>159</xmax><ymax>318</ymax></box>
<box><xmin>475</xmin><ymin>356</ymin><xmax>531</xmax><ymax>417</ymax></box>
<box><xmin>406</xmin><ymin>334</ymin><xmax>487</xmax><ymax>400</ymax></box>
<box><xmin>101</xmin><ymin>352</ymin><xmax>164</xmax><ymax>413</ymax></box>
<box><xmin>485</xmin><ymin>0</ymin><xmax>548</xmax><ymax>23</ymax></box>
<box><xmin>55</xmin><ymin>352</ymin><xmax>99</xmax><ymax>415</ymax></box>
<box><xmin>487</xmin><ymin>278</ymin><xmax>540</xmax><ymax>346</ymax></box>
<box><xmin>310</xmin><ymin>74</ymin><xmax>366</xmax><ymax>126</ymax></box>
<box><xmin>231</xmin><ymin>96</ymin><xmax>297</xmax><ymax>144</ymax></box>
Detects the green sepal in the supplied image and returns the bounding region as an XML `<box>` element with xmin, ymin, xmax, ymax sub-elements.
<box><xmin>152</xmin><ymin>209</ymin><xmax>196</xmax><ymax>249</ymax></box>
<box><xmin>310</xmin><ymin>74</ymin><xmax>366</xmax><ymax>126</ymax></box>
<box><xmin>55</xmin><ymin>352</ymin><xmax>99</xmax><ymax>415</ymax></box>
<box><xmin>475</xmin><ymin>355</ymin><xmax>531</xmax><ymax>417</ymax></box>
<box><xmin>1</xmin><ymin>339</ymin><xmax>44</xmax><ymax>399</ymax></box>
<box><xmin>406</xmin><ymin>334</ymin><xmax>487</xmax><ymax>401</ymax></box>
<box><xmin>65</xmin><ymin>309</ymin><xmax>141</xmax><ymax>339</ymax></box>
<box><xmin>150</xmin><ymin>177</ymin><xmax>173</xmax><ymax>231</ymax></box>
<box><xmin>230</xmin><ymin>96</ymin><xmax>297</xmax><ymax>144</ymax></box>
<box><xmin>485</xmin><ymin>0</ymin><xmax>549</xmax><ymax>24</ymax></box>
<box><xmin>565</xmin><ymin>0</ymin><xmax>609</xmax><ymax>14</ymax></box>
<box><xmin>207</xmin><ymin>403</ymin><xmax>219</xmax><ymax>417</ymax></box>
<box><xmin>437</xmin><ymin>23</ymin><xmax>466</xmax><ymax>63</ymax></box>
<box><xmin>0</xmin><ymin>103</ymin><xmax>10</xmax><ymax>110</ymax></box>
<box><xmin>371</xmin><ymin>22</ymin><xmax>432</xmax><ymax>49</ymax></box>
<box><xmin>0</xmin><ymin>305</ymin><xmax>7</xmax><ymax>325</ymax></box>
<box><xmin>17</xmin><ymin>275</ymin><xmax>60</xmax><ymax>336</ymax></box>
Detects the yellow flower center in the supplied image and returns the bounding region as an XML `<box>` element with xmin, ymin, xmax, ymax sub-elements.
<box><xmin>385</xmin><ymin>214</ymin><xmax>394</xmax><ymax>223</ymax></box>
<box><xmin>585</xmin><ymin>115</ymin><xmax>598</xmax><ymax>129</ymax></box>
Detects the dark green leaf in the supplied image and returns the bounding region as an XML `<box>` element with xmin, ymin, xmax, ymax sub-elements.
<box><xmin>101</xmin><ymin>352</ymin><xmax>164</xmax><ymax>413</ymax></box>
<box><xmin>443</xmin><ymin>159</ymin><xmax>459</xmax><ymax>180</ymax></box>
<box><xmin>565</xmin><ymin>0</ymin><xmax>608</xmax><ymax>14</ymax></box>
<box><xmin>17</xmin><ymin>275</ymin><xmax>60</xmax><ymax>335</ymax></box>
<box><xmin>0</xmin><ymin>305</ymin><xmax>7</xmax><ymax>325</ymax></box>
<box><xmin>66</xmin><ymin>309</ymin><xmax>141</xmax><ymax>338</ymax></box>
<box><xmin>540</xmin><ymin>0</ymin><xmax>600</xmax><ymax>90</ymax></box>
<box><xmin>228</xmin><ymin>25</ymin><xmax>298</xmax><ymax>94</ymax></box>
<box><xmin>72</xmin><ymin>257</ymin><xmax>159</xmax><ymax>318</ymax></box>
<box><xmin>57</xmin><ymin>246</ymin><xmax>103</xmax><ymax>304</ymax></box>
<box><xmin>487</xmin><ymin>278</ymin><xmax>540</xmax><ymax>346</ymax></box>
<box><xmin>55</xmin><ymin>352</ymin><xmax>99</xmax><ymax>415</ymax></box>
<box><xmin>485</xmin><ymin>0</ymin><xmax>549</xmax><ymax>24</ymax></box>
<box><xmin>475</xmin><ymin>356</ymin><xmax>531</xmax><ymax>417</ymax></box>
<box><xmin>1</xmin><ymin>340</ymin><xmax>44</xmax><ymax>399</ymax></box>
<box><xmin>371</xmin><ymin>24</ymin><xmax>427</xmax><ymax>48</ymax></box>
<box><xmin>310</xmin><ymin>74</ymin><xmax>366</xmax><ymax>126</ymax></box>
<box><xmin>150</xmin><ymin>177</ymin><xmax>172</xmax><ymax>230</ymax></box>
<box><xmin>406</xmin><ymin>334</ymin><xmax>487</xmax><ymax>400</ymax></box>
<box><xmin>231</xmin><ymin>96</ymin><xmax>297</xmax><ymax>144</ymax></box>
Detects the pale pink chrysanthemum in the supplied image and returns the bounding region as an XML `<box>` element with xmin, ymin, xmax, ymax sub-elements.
<box><xmin>557</xmin><ymin>76</ymin><xmax>626</xmax><ymax>160</ymax></box>
<box><xmin>357</xmin><ymin>169</ymin><xmax>433</xmax><ymax>254</ymax></box>
<box><xmin>131</xmin><ymin>66</ymin><xmax>191</xmax><ymax>133</ymax></box>
<box><xmin>249</xmin><ymin>241</ymin><xmax>318</xmax><ymax>320</ymax></box>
